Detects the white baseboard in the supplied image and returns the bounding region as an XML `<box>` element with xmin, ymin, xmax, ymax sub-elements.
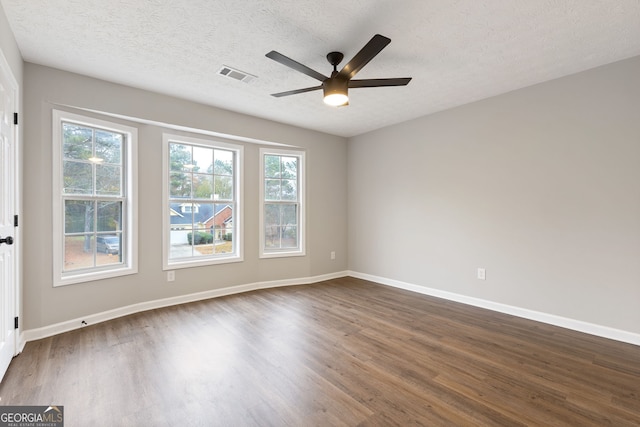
<box><xmin>20</xmin><ymin>271</ymin><xmax>349</xmax><ymax>345</ymax></box>
<box><xmin>348</xmin><ymin>271</ymin><xmax>640</xmax><ymax>347</ymax></box>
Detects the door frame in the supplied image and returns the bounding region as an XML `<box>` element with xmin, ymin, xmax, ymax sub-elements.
<box><xmin>0</xmin><ymin>46</ymin><xmax>21</xmax><ymax>377</ymax></box>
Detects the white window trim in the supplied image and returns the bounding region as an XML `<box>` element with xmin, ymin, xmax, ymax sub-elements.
<box><xmin>259</xmin><ymin>148</ymin><xmax>306</xmax><ymax>258</ymax></box>
<box><xmin>52</xmin><ymin>109</ymin><xmax>138</xmax><ymax>286</ymax></box>
<box><xmin>162</xmin><ymin>133</ymin><xmax>244</xmax><ymax>270</ymax></box>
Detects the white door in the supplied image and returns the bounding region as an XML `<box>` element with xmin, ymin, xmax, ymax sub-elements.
<box><xmin>0</xmin><ymin>50</ymin><xmax>18</xmax><ymax>382</ymax></box>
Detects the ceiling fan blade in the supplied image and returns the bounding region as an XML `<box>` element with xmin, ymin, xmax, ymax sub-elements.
<box><xmin>338</xmin><ymin>34</ymin><xmax>391</xmax><ymax>80</ymax></box>
<box><xmin>349</xmin><ymin>77</ymin><xmax>412</xmax><ymax>88</ymax></box>
<box><xmin>271</xmin><ymin>85</ymin><xmax>322</xmax><ymax>97</ymax></box>
<box><xmin>266</xmin><ymin>51</ymin><xmax>328</xmax><ymax>82</ymax></box>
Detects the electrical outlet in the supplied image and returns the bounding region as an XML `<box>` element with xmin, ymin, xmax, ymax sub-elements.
<box><xmin>330</xmin><ymin>251</ymin><xmax>336</xmax><ymax>260</ymax></box>
<box><xmin>167</xmin><ymin>271</ymin><xmax>175</xmax><ymax>282</ymax></box>
<box><xmin>477</xmin><ymin>268</ymin><xmax>486</xmax><ymax>280</ymax></box>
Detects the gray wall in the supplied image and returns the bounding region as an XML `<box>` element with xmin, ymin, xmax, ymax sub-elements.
<box><xmin>23</xmin><ymin>63</ymin><xmax>347</xmax><ymax>330</ymax></box>
<box><xmin>348</xmin><ymin>56</ymin><xmax>640</xmax><ymax>335</ymax></box>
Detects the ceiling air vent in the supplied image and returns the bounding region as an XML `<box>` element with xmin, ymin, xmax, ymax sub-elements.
<box><xmin>217</xmin><ymin>66</ymin><xmax>257</xmax><ymax>83</ymax></box>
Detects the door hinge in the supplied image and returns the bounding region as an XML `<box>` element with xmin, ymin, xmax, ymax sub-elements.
<box><xmin>13</xmin><ymin>112</ymin><xmax>18</xmax><ymax>125</ymax></box>
<box><xmin>14</xmin><ymin>317</ymin><xmax>18</xmax><ymax>329</ymax></box>
<box><xmin>14</xmin><ymin>214</ymin><xmax>18</xmax><ymax>227</ymax></box>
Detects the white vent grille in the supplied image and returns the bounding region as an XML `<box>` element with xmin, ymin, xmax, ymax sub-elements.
<box><xmin>217</xmin><ymin>66</ymin><xmax>257</xmax><ymax>83</ymax></box>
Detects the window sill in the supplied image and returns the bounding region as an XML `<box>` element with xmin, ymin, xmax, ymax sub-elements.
<box><xmin>259</xmin><ymin>250</ymin><xmax>306</xmax><ymax>259</ymax></box>
<box><xmin>54</xmin><ymin>266</ymin><xmax>138</xmax><ymax>287</ymax></box>
<box><xmin>163</xmin><ymin>254</ymin><xmax>243</xmax><ymax>271</ymax></box>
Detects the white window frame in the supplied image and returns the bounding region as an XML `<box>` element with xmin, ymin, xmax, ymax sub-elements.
<box><xmin>162</xmin><ymin>133</ymin><xmax>243</xmax><ymax>270</ymax></box>
<box><xmin>259</xmin><ymin>148</ymin><xmax>305</xmax><ymax>258</ymax></box>
<box><xmin>52</xmin><ymin>110</ymin><xmax>138</xmax><ymax>286</ymax></box>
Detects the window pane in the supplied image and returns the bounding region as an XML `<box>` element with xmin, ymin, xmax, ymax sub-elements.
<box><xmin>193</xmin><ymin>146</ymin><xmax>213</xmax><ymax>173</ymax></box>
<box><xmin>97</xmin><ymin>201</ymin><xmax>122</xmax><ymax>232</ymax></box>
<box><xmin>281</xmin><ymin>204</ymin><xmax>297</xmax><ymax>226</ymax></box>
<box><xmin>265</xmin><ymin>179</ymin><xmax>281</xmax><ymax>200</ymax></box>
<box><xmin>97</xmin><ymin>233</ymin><xmax>122</xmax><ymax>265</ymax></box>
<box><xmin>215</xmin><ymin>212</ymin><xmax>233</xmax><ymax>253</ymax></box>
<box><xmin>264</xmin><ymin>203</ymin><xmax>280</xmax><ymax>222</ymax></box>
<box><xmin>191</xmin><ymin>228</ymin><xmax>214</xmax><ymax>257</ymax></box>
<box><xmin>281</xmin><ymin>179</ymin><xmax>297</xmax><ymax>201</ymax></box>
<box><xmin>64</xmin><ymin>235</ymin><xmax>95</xmax><ymax>271</ymax></box>
<box><xmin>282</xmin><ymin>226</ymin><xmax>298</xmax><ymax>248</ymax></box>
<box><xmin>95</xmin><ymin>130</ymin><xmax>122</xmax><ymax>164</ymax></box>
<box><xmin>214</xmin><ymin>204</ymin><xmax>233</xmax><ymax>253</ymax></box>
<box><xmin>264</xmin><ymin>226</ymin><xmax>280</xmax><ymax>249</ymax></box>
<box><xmin>214</xmin><ymin>176</ymin><xmax>233</xmax><ymax>200</ymax></box>
<box><xmin>264</xmin><ymin>203</ymin><xmax>280</xmax><ymax>248</ymax></box>
<box><xmin>268</xmin><ymin>204</ymin><xmax>297</xmax><ymax>250</ymax></box>
<box><xmin>169</xmin><ymin>228</ymin><xmax>193</xmax><ymax>259</ymax></box>
<box><xmin>63</xmin><ymin>161</ymin><xmax>93</xmax><ymax>194</ymax></box>
<box><xmin>97</xmin><ymin>250</ymin><xmax>122</xmax><ymax>266</ymax></box>
<box><xmin>170</xmin><ymin>143</ymin><xmax>193</xmax><ymax>172</ymax></box>
<box><xmin>63</xmin><ymin>123</ymin><xmax>92</xmax><ymax>160</ymax></box>
<box><xmin>177</xmin><ymin>205</ymin><xmax>195</xmax><ymax>227</ymax></box>
<box><xmin>214</xmin><ymin>150</ymin><xmax>233</xmax><ymax>175</ymax></box>
<box><xmin>193</xmin><ymin>174</ymin><xmax>213</xmax><ymax>199</ymax></box>
<box><xmin>65</xmin><ymin>200</ymin><xmax>94</xmax><ymax>233</ymax></box>
<box><xmin>170</xmin><ymin>172</ymin><xmax>191</xmax><ymax>198</ymax></box>
<box><xmin>213</xmin><ymin>204</ymin><xmax>233</xmax><ymax>242</ymax></box>
<box><xmin>96</xmin><ymin>164</ymin><xmax>122</xmax><ymax>196</ymax></box>
<box><xmin>281</xmin><ymin>157</ymin><xmax>297</xmax><ymax>179</ymax></box>
<box><xmin>215</xmin><ymin>241</ymin><xmax>233</xmax><ymax>254</ymax></box>
<box><xmin>193</xmin><ymin>203</ymin><xmax>213</xmax><ymax>226</ymax></box>
<box><xmin>264</xmin><ymin>155</ymin><xmax>281</xmax><ymax>178</ymax></box>
<box><xmin>189</xmin><ymin>229</ymin><xmax>212</xmax><ymax>246</ymax></box>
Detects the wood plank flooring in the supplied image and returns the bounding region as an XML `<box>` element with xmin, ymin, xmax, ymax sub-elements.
<box><xmin>1</xmin><ymin>277</ymin><xmax>639</xmax><ymax>426</ymax></box>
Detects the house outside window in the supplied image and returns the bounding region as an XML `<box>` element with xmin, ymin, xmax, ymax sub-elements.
<box><xmin>52</xmin><ymin>110</ymin><xmax>138</xmax><ymax>286</ymax></box>
<box><xmin>259</xmin><ymin>148</ymin><xmax>305</xmax><ymax>258</ymax></box>
<box><xmin>163</xmin><ymin>133</ymin><xmax>242</xmax><ymax>269</ymax></box>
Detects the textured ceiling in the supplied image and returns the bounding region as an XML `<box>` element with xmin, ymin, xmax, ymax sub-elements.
<box><xmin>2</xmin><ymin>0</ymin><xmax>640</xmax><ymax>137</ymax></box>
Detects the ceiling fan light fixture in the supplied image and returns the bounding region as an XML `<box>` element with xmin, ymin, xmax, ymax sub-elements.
<box><xmin>323</xmin><ymin>79</ymin><xmax>349</xmax><ymax>106</ymax></box>
<box><xmin>323</xmin><ymin>92</ymin><xmax>349</xmax><ymax>106</ymax></box>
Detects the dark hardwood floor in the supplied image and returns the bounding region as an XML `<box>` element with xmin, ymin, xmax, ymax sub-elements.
<box><xmin>1</xmin><ymin>277</ymin><xmax>639</xmax><ymax>426</ymax></box>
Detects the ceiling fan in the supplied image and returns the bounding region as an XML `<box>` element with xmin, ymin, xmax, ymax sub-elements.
<box><xmin>266</xmin><ymin>34</ymin><xmax>411</xmax><ymax>107</ymax></box>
